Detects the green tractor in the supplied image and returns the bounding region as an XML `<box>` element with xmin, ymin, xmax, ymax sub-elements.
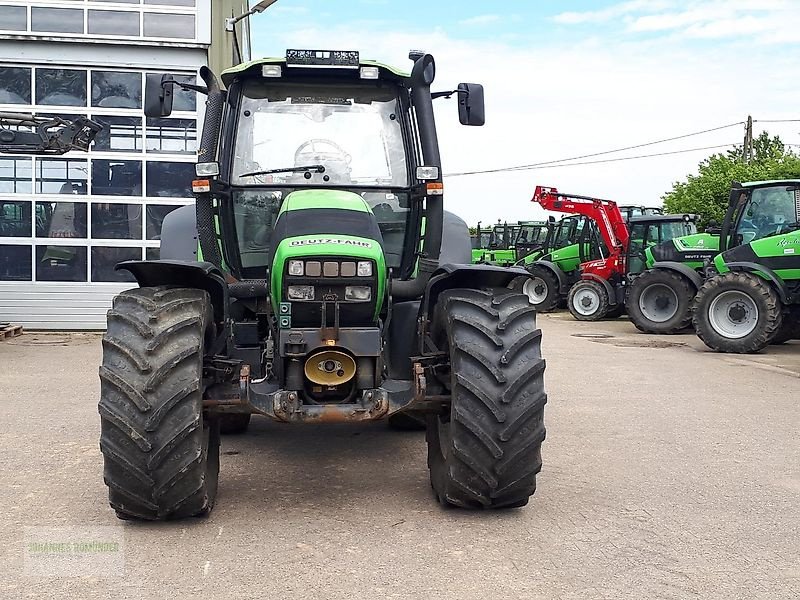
<box><xmin>97</xmin><ymin>50</ymin><xmax>548</xmax><ymax>520</ymax></box>
<box><xmin>627</xmin><ymin>180</ymin><xmax>800</xmax><ymax>341</ymax></box>
<box><xmin>471</xmin><ymin>220</ymin><xmax>518</xmax><ymax>265</ymax></box>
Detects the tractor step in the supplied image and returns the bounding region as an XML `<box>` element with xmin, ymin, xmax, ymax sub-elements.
<box><xmin>0</xmin><ymin>323</ymin><xmax>23</xmax><ymax>340</ymax></box>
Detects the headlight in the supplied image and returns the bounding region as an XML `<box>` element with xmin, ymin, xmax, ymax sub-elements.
<box><xmin>345</xmin><ymin>286</ymin><xmax>371</xmax><ymax>301</ymax></box>
<box><xmin>288</xmin><ymin>260</ymin><xmax>304</xmax><ymax>276</ymax></box>
<box><xmin>287</xmin><ymin>285</ymin><xmax>314</xmax><ymax>300</ymax></box>
<box><xmin>357</xmin><ymin>261</ymin><xmax>372</xmax><ymax>277</ymax></box>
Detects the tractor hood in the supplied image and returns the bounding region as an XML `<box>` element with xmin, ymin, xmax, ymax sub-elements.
<box><xmin>646</xmin><ymin>232</ymin><xmax>720</xmax><ymax>268</ymax></box>
<box><xmin>270</xmin><ymin>189</ymin><xmax>387</xmax><ymax>322</ymax></box>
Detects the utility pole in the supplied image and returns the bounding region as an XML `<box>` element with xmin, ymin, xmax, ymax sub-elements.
<box><xmin>742</xmin><ymin>115</ymin><xmax>753</xmax><ymax>163</ymax></box>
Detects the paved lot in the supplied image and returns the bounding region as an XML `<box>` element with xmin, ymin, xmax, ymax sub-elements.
<box><xmin>1</xmin><ymin>315</ymin><xmax>799</xmax><ymax>599</ymax></box>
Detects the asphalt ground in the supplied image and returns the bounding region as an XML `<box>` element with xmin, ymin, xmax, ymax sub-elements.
<box><xmin>1</xmin><ymin>315</ymin><xmax>798</xmax><ymax>599</ymax></box>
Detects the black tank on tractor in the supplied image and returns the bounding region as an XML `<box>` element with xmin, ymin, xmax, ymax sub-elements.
<box><xmin>96</xmin><ymin>50</ymin><xmax>548</xmax><ymax>520</ymax></box>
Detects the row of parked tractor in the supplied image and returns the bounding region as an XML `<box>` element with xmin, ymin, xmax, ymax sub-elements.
<box><xmin>470</xmin><ymin>180</ymin><xmax>800</xmax><ymax>354</ymax></box>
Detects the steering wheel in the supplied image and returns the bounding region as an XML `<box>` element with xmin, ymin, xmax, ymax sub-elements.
<box><xmin>294</xmin><ymin>139</ymin><xmax>351</xmax><ymax>165</ymax></box>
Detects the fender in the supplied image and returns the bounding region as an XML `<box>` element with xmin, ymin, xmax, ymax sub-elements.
<box><xmin>419</xmin><ymin>263</ymin><xmax>531</xmax><ymax>325</ymax></box>
<box><xmin>725</xmin><ymin>261</ymin><xmax>791</xmax><ymax>304</ymax></box>
<box><xmin>528</xmin><ymin>259</ymin><xmax>569</xmax><ymax>294</ymax></box>
<box><xmin>580</xmin><ymin>272</ymin><xmax>618</xmax><ymax>306</ymax></box>
<box><xmin>116</xmin><ymin>259</ymin><xmax>229</xmax><ymax>322</ymax></box>
<box><xmin>651</xmin><ymin>261</ymin><xmax>704</xmax><ymax>290</ymax></box>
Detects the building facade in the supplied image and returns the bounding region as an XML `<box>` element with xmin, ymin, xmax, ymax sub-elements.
<box><xmin>0</xmin><ymin>0</ymin><xmax>247</xmax><ymax>329</ymax></box>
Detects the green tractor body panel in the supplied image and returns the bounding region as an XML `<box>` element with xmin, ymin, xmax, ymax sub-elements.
<box><xmin>269</xmin><ymin>190</ymin><xmax>387</xmax><ymax>320</ymax></box>
<box><xmin>645</xmin><ymin>232</ymin><xmax>721</xmax><ymax>270</ymax></box>
<box><xmin>544</xmin><ymin>243</ymin><xmax>584</xmax><ymax>273</ymax></box>
<box><xmin>714</xmin><ymin>229</ymin><xmax>800</xmax><ymax>281</ymax></box>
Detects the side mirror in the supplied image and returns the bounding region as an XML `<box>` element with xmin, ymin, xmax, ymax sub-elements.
<box><xmin>457</xmin><ymin>83</ymin><xmax>485</xmax><ymax>126</ymax></box>
<box><xmin>144</xmin><ymin>73</ymin><xmax>175</xmax><ymax>118</ymax></box>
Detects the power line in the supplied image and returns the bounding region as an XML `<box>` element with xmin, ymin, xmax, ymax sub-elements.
<box><xmin>445</xmin><ymin>121</ymin><xmax>744</xmax><ymax>177</ymax></box>
<box><xmin>446</xmin><ymin>144</ymin><xmax>736</xmax><ymax>177</ymax></box>
<box><xmin>753</xmin><ymin>119</ymin><xmax>800</xmax><ymax>124</ymax></box>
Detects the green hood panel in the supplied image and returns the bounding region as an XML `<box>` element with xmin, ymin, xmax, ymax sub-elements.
<box><xmin>645</xmin><ymin>233</ymin><xmax>720</xmax><ymax>269</ymax></box>
<box><xmin>278</xmin><ymin>189</ymin><xmax>372</xmax><ymax>214</ymax></box>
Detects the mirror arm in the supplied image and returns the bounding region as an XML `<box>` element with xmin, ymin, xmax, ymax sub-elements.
<box><xmin>162</xmin><ymin>80</ymin><xmax>209</xmax><ymax>95</ymax></box>
<box><xmin>431</xmin><ymin>89</ymin><xmax>468</xmax><ymax>100</ymax></box>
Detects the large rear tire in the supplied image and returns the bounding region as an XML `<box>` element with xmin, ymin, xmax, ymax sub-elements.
<box><xmin>99</xmin><ymin>286</ymin><xmax>220</xmax><ymax>520</ymax></box>
<box><xmin>522</xmin><ymin>265</ymin><xmax>560</xmax><ymax>312</ymax></box>
<box><xmin>426</xmin><ymin>289</ymin><xmax>547</xmax><ymax>509</ymax></box>
<box><xmin>627</xmin><ymin>269</ymin><xmax>696</xmax><ymax>333</ymax></box>
<box><xmin>770</xmin><ymin>307</ymin><xmax>800</xmax><ymax>344</ymax></box>
<box><xmin>692</xmin><ymin>272</ymin><xmax>783</xmax><ymax>354</ymax></box>
<box><xmin>567</xmin><ymin>280</ymin><xmax>609</xmax><ymax>321</ymax></box>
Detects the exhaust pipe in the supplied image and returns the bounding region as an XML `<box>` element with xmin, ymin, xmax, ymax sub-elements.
<box><xmin>195</xmin><ymin>66</ymin><xmax>224</xmax><ymax>269</ymax></box>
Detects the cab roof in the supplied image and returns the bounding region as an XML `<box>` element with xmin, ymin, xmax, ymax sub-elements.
<box><xmin>221</xmin><ymin>57</ymin><xmax>410</xmax><ymax>88</ymax></box>
<box><xmin>742</xmin><ymin>179</ymin><xmax>800</xmax><ymax>187</ymax></box>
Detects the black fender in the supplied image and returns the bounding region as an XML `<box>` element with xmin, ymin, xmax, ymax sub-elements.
<box><xmin>651</xmin><ymin>261</ymin><xmax>704</xmax><ymax>290</ymax></box>
<box><xmin>116</xmin><ymin>259</ymin><xmax>228</xmax><ymax>322</ymax></box>
<box><xmin>419</xmin><ymin>263</ymin><xmax>530</xmax><ymax>324</ymax></box>
<box><xmin>159</xmin><ymin>204</ymin><xmax>198</xmax><ymax>261</ymax></box>
<box><xmin>725</xmin><ymin>262</ymin><xmax>791</xmax><ymax>304</ymax></box>
<box><xmin>580</xmin><ymin>273</ymin><xmax>618</xmax><ymax>306</ymax></box>
<box><xmin>527</xmin><ymin>259</ymin><xmax>568</xmax><ymax>294</ymax></box>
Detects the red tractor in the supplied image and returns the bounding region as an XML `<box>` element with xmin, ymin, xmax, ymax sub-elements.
<box><xmin>531</xmin><ymin>186</ymin><xmax>697</xmax><ymax>320</ymax></box>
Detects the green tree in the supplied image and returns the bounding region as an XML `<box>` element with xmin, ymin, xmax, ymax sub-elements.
<box><xmin>663</xmin><ymin>132</ymin><xmax>800</xmax><ymax>227</ymax></box>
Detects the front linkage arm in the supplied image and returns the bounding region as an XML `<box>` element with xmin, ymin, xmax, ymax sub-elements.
<box><xmin>0</xmin><ymin>112</ymin><xmax>103</xmax><ymax>155</ymax></box>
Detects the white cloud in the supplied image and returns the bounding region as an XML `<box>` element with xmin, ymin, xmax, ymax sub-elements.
<box><xmin>251</xmin><ymin>13</ymin><xmax>800</xmax><ymax>224</ymax></box>
<box><xmin>553</xmin><ymin>0</ymin><xmax>674</xmax><ymax>25</ymax></box>
<box><xmin>459</xmin><ymin>14</ymin><xmax>501</xmax><ymax>26</ymax></box>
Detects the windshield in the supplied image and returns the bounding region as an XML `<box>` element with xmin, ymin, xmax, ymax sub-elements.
<box><xmin>735</xmin><ymin>185</ymin><xmax>799</xmax><ymax>243</ymax></box>
<box><xmin>517</xmin><ymin>225</ymin><xmax>546</xmax><ymax>245</ymax></box>
<box><xmin>232</xmin><ymin>82</ymin><xmax>409</xmax><ymax>187</ymax></box>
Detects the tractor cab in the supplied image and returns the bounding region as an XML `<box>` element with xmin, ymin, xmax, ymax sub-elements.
<box><xmin>626</xmin><ymin>214</ymin><xmax>698</xmax><ymax>274</ymax></box>
<box><xmin>721</xmin><ymin>180</ymin><xmax>800</xmax><ymax>251</ymax></box>
<box><xmin>513</xmin><ymin>220</ymin><xmax>548</xmax><ymax>261</ymax></box>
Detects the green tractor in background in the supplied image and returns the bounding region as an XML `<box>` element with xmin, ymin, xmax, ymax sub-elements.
<box><xmin>97</xmin><ymin>50</ymin><xmax>548</xmax><ymax>520</ymax></box>
<box><xmin>627</xmin><ymin>180</ymin><xmax>800</xmax><ymax>346</ymax></box>
<box><xmin>470</xmin><ymin>220</ymin><xmax>523</xmax><ymax>265</ymax></box>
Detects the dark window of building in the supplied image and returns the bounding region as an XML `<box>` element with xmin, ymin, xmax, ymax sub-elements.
<box><xmin>91</xmin><ymin>246</ymin><xmax>140</xmax><ymax>282</ymax></box>
<box><xmin>0</xmin><ymin>245</ymin><xmax>32</xmax><ymax>280</ymax></box>
<box><xmin>36</xmin><ymin>245</ymin><xmax>87</xmax><ymax>281</ymax></box>
<box><xmin>0</xmin><ymin>157</ymin><xmax>33</xmax><ymax>194</ymax></box>
<box><xmin>145</xmin><ymin>247</ymin><xmax>160</xmax><ymax>260</ymax></box>
<box><xmin>91</xmin><ymin>203</ymin><xmax>142</xmax><ymax>240</ymax></box>
<box><xmin>146</xmin><ymin>161</ymin><xmax>193</xmax><ymax>197</ymax></box>
<box><xmin>88</xmin><ymin>10</ymin><xmax>140</xmax><ymax>36</ymax></box>
<box><xmin>0</xmin><ymin>66</ymin><xmax>31</xmax><ymax>104</ymax></box>
<box><xmin>0</xmin><ymin>5</ymin><xmax>27</xmax><ymax>32</ymax></box>
<box><xmin>143</xmin><ymin>13</ymin><xmax>195</xmax><ymax>39</ymax></box>
<box><xmin>92</xmin><ymin>116</ymin><xmax>143</xmax><ymax>152</ymax></box>
<box><xmin>35</xmin><ymin>201</ymin><xmax>87</xmax><ymax>238</ymax></box>
<box><xmin>0</xmin><ymin>201</ymin><xmax>32</xmax><ymax>237</ymax></box>
<box><xmin>36</xmin><ymin>158</ymin><xmax>88</xmax><ymax>195</ymax></box>
<box><xmin>92</xmin><ymin>159</ymin><xmax>142</xmax><ymax>196</ymax></box>
<box><xmin>145</xmin><ymin>118</ymin><xmax>196</xmax><ymax>154</ymax></box>
<box><xmin>31</xmin><ymin>7</ymin><xmax>84</xmax><ymax>34</ymax></box>
<box><xmin>36</xmin><ymin>68</ymin><xmax>87</xmax><ymax>106</ymax></box>
<box><xmin>91</xmin><ymin>71</ymin><xmax>142</xmax><ymax>108</ymax></box>
<box><xmin>145</xmin><ymin>204</ymin><xmax>181</xmax><ymax>240</ymax></box>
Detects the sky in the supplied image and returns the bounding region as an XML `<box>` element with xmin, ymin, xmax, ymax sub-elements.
<box><xmin>249</xmin><ymin>0</ymin><xmax>800</xmax><ymax>224</ymax></box>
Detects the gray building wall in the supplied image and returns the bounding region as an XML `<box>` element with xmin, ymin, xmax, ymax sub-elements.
<box><xmin>0</xmin><ymin>0</ymin><xmax>247</xmax><ymax>329</ymax></box>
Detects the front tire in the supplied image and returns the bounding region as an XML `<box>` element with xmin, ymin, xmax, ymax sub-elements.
<box><xmin>522</xmin><ymin>266</ymin><xmax>560</xmax><ymax>312</ymax></box>
<box><xmin>627</xmin><ymin>270</ymin><xmax>696</xmax><ymax>333</ymax></box>
<box><xmin>567</xmin><ymin>280</ymin><xmax>609</xmax><ymax>321</ymax></box>
<box><xmin>692</xmin><ymin>272</ymin><xmax>783</xmax><ymax>354</ymax></box>
<box><xmin>426</xmin><ymin>289</ymin><xmax>547</xmax><ymax>509</ymax></box>
<box><xmin>99</xmin><ymin>286</ymin><xmax>220</xmax><ymax>520</ymax></box>
<box><xmin>219</xmin><ymin>413</ymin><xmax>252</xmax><ymax>435</ymax></box>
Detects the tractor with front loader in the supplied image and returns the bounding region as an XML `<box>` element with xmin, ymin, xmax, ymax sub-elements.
<box><xmin>527</xmin><ymin>186</ymin><xmax>697</xmax><ymax>320</ymax></box>
<box><xmin>96</xmin><ymin>50</ymin><xmax>548</xmax><ymax>520</ymax></box>
<box><xmin>626</xmin><ymin>180</ymin><xmax>800</xmax><ymax>348</ymax></box>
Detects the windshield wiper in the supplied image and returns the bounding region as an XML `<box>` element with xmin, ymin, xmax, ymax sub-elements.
<box><xmin>239</xmin><ymin>165</ymin><xmax>325</xmax><ymax>178</ymax></box>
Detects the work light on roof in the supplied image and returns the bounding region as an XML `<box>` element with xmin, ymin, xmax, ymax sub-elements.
<box><xmin>286</xmin><ymin>49</ymin><xmax>360</xmax><ymax>69</ymax></box>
